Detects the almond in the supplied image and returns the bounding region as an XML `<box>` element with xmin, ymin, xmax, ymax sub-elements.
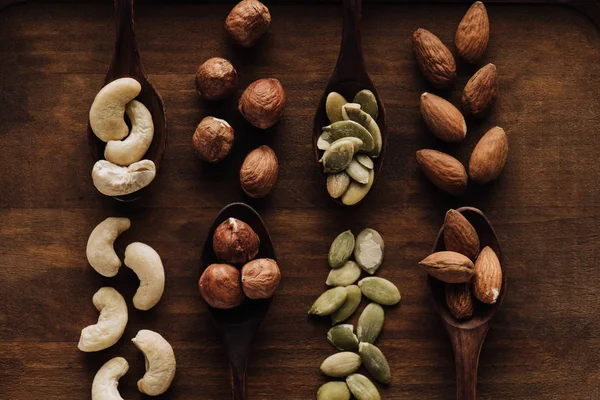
<box><xmin>444</xmin><ymin>209</ymin><xmax>480</xmax><ymax>260</ymax></box>
<box><xmin>421</xmin><ymin>92</ymin><xmax>466</xmax><ymax>142</ymax></box>
<box><xmin>413</xmin><ymin>28</ymin><xmax>456</xmax><ymax>89</ymax></box>
<box><xmin>455</xmin><ymin>1</ymin><xmax>490</xmax><ymax>63</ymax></box>
<box><xmin>418</xmin><ymin>251</ymin><xmax>474</xmax><ymax>283</ymax></box>
<box><xmin>469</xmin><ymin>126</ymin><xmax>508</xmax><ymax>184</ymax></box>
<box><xmin>462</xmin><ymin>63</ymin><xmax>498</xmax><ymax>117</ymax></box>
<box><xmin>473</xmin><ymin>246</ymin><xmax>502</xmax><ymax>304</ymax></box>
<box><xmin>416</xmin><ymin>149</ymin><xmax>468</xmax><ymax>196</ymax></box>
<box><xmin>445</xmin><ymin>283</ymin><xmax>474</xmax><ymax>319</ymax></box>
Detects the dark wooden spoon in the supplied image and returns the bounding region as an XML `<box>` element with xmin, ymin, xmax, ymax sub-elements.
<box><xmin>200</xmin><ymin>202</ymin><xmax>276</xmax><ymax>400</ymax></box>
<box><xmin>312</xmin><ymin>0</ymin><xmax>387</xmax><ymax>205</ymax></box>
<box><xmin>428</xmin><ymin>206</ymin><xmax>506</xmax><ymax>400</ymax></box>
<box><xmin>87</xmin><ymin>0</ymin><xmax>167</xmax><ymax>202</ymax></box>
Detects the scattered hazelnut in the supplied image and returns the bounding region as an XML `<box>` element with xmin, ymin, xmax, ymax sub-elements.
<box><xmin>195</xmin><ymin>57</ymin><xmax>238</xmax><ymax>101</ymax></box>
<box><xmin>238</xmin><ymin>78</ymin><xmax>286</xmax><ymax>129</ymax></box>
<box><xmin>241</xmin><ymin>258</ymin><xmax>281</xmax><ymax>299</ymax></box>
<box><xmin>193</xmin><ymin>116</ymin><xmax>235</xmax><ymax>163</ymax></box>
<box><xmin>240</xmin><ymin>145</ymin><xmax>279</xmax><ymax>198</ymax></box>
<box><xmin>225</xmin><ymin>0</ymin><xmax>271</xmax><ymax>48</ymax></box>
<box><xmin>213</xmin><ymin>217</ymin><xmax>260</xmax><ymax>264</ymax></box>
<box><xmin>198</xmin><ymin>263</ymin><xmax>245</xmax><ymax>309</ymax></box>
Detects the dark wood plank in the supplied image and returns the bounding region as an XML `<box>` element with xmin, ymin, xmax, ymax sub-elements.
<box><xmin>0</xmin><ymin>2</ymin><xmax>599</xmax><ymax>399</ymax></box>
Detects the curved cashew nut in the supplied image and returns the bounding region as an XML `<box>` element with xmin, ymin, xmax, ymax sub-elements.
<box><xmin>92</xmin><ymin>159</ymin><xmax>156</xmax><ymax>196</ymax></box>
<box><xmin>132</xmin><ymin>330</ymin><xmax>176</xmax><ymax>396</ymax></box>
<box><xmin>90</xmin><ymin>77</ymin><xmax>142</xmax><ymax>142</ymax></box>
<box><xmin>92</xmin><ymin>357</ymin><xmax>128</xmax><ymax>400</ymax></box>
<box><xmin>86</xmin><ymin>217</ymin><xmax>131</xmax><ymax>277</ymax></box>
<box><xmin>124</xmin><ymin>242</ymin><xmax>165</xmax><ymax>310</ymax></box>
<box><xmin>78</xmin><ymin>287</ymin><xmax>128</xmax><ymax>352</ymax></box>
<box><xmin>105</xmin><ymin>100</ymin><xmax>155</xmax><ymax>166</ymax></box>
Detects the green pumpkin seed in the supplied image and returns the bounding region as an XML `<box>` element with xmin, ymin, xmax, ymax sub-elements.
<box><xmin>326</xmin><ymin>261</ymin><xmax>361</xmax><ymax>286</ymax></box>
<box><xmin>309</xmin><ymin>287</ymin><xmax>348</xmax><ymax>316</ymax></box>
<box><xmin>359</xmin><ymin>342</ymin><xmax>391</xmax><ymax>384</ymax></box>
<box><xmin>318</xmin><ymin>134</ymin><xmax>331</xmax><ymax>151</ymax></box>
<box><xmin>346</xmin><ymin>374</ymin><xmax>381</xmax><ymax>400</ymax></box>
<box><xmin>317</xmin><ymin>381</ymin><xmax>351</xmax><ymax>400</ymax></box>
<box><xmin>326</xmin><ymin>92</ymin><xmax>348</xmax><ymax>124</ymax></box>
<box><xmin>365</xmin><ymin>119</ymin><xmax>382</xmax><ymax>158</ymax></box>
<box><xmin>354</xmin><ymin>228</ymin><xmax>384</xmax><ymax>275</ymax></box>
<box><xmin>320</xmin><ymin>352</ymin><xmax>362</xmax><ymax>378</ymax></box>
<box><xmin>346</xmin><ymin>158</ymin><xmax>370</xmax><ymax>184</ymax></box>
<box><xmin>327</xmin><ymin>172</ymin><xmax>351</xmax><ymax>199</ymax></box>
<box><xmin>353</xmin><ymin>89</ymin><xmax>378</xmax><ymax>120</ymax></box>
<box><xmin>356</xmin><ymin>154</ymin><xmax>374</xmax><ymax>169</ymax></box>
<box><xmin>342</xmin><ymin>105</ymin><xmax>382</xmax><ymax>158</ymax></box>
<box><xmin>358</xmin><ymin>277</ymin><xmax>401</xmax><ymax>306</ymax></box>
<box><xmin>342</xmin><ymin>104</ymin><xmax>370</xmax><ymax>127</ymax></box>
<box><xmin>327</xmin><ymin>324</ymin><xmax>359</xmax><ymax>351</ymax></box>
<box><xmin>357</xmin><ymin>303</ymin><xmax>384</xmax><ymax>344</ymax></box>
<box><xmin>341</xmin><ymin>169</ymin><xmax>374</xmax><ymax>206</ymax></box>
<box><xmin>322</xmin><ymin>121</ymin><xmax>374</xmax><ymax>153</ymax></box>
<box><xmin>341</xmin><ymin>103</ymin><xmax>362</xmax><ymax>121</ymax></box>
<box><xmin>328</xmin><ymin>230</ymin><xmax>355</xmax><ymax>268</ymax></box>
<box><xmin>331</xmin><ymin>285</ymin><xmax>362</xmax><ymax>325</ymax></box>
<box><xmin>321</xmin><ymin>138</ymin><xmax>361</xmax><ymax>173</ymax></box>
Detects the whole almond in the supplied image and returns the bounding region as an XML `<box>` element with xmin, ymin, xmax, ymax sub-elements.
<box><xmin>455</xmin><ymin>1</ymin><xmax>490</xmax><ymax>63</ymax></box>
<box><xmin>416</xmin><ymin>149</ymin><xmax>468</xmax><ymax>196</ymax></box>
<box><xmin>413</xmin><ymin>28</ymin><xmax>456</xmax><ymax>89</ymax></box>
<box><xmin>444</xmin><ymin>209</ymin><xmax>480</xmax><ymax>260</ymax></box>
<box><xmin>473</xmin><ymin>246</ymin><xmax>502</xmax><ymax>304</ymax></box>
<box><xmin>462</xmin><ymin>63</ymin><xmax>498</xmax><ymax>117</ymax></box>
<box><xmin>469</xmin><ymin>126</ymin><xmax>508</xmax><ymax>184</ymax></box>
<box><xmin>419</xmin><ymin>251</ymin><xmax>475</xmax><ymax>283</ymax></box>
<box><xmin>421</xmin><ymin>92</ymin><xmax>467</xmax><ymax>142</ymax></box>
<box><xmin>445</xmin><ymin>283</ymin><xmax>474</xmax><ymax>319</ymax></box>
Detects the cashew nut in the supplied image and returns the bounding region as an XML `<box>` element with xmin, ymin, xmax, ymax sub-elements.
<box><xmin>132</xmin><ymin>330</ymin><xmax>176</xmax><ymax>396</ymax></box>
<box><xmin>86</xmin><ymin>217</ymin><xmax>131</xmax><ymax>277</ymax></box>
<box><xmin>124</xmin><ymin>242</ymin><xmax>165</xmax><ymax>310</ymax></box>
<box><xmin>92</xmin><ymin>159</ymin><xmax>156</xmax><ymax>196</ymax></box>
<box><xmin>104</xmin><ymin>100</ymin><xmax>155</xmax><ymax>166</ymax></box>
<box><xmin>92</xmin><ymin>357</ymin><xmax>128</xmax><ymax>400</ymax></box>
<box><xmin>90</xmin><ymin>77</ymin><xmax>142</xmax><ymax>142</ymax></box>
<box><xmin>78</xmin><ymin>287</ymin><xmax>128</xmax><ymax>352</ymax></box>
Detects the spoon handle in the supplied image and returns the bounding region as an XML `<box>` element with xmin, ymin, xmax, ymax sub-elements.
<box><xmin>230</xmin><ymin>358</ymin><xmax>247</xmax><ymax>400</ymax></box>
<box><xmin>335</xmin><ymin>0</ymin><xmax>366</xmax><ymax>82</ymax></box>
<box><xmin>110</xmin><ymin>0</ymin><xmax>142</xmax><ymax>79</ymax></box>
<box><xmin>448</xmin><ymin>323</ymin><xmax>490</xmax><ymax>400</ymax></box>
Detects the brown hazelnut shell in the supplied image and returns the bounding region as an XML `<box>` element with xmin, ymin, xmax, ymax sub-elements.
<box><xmin>241</xmin><ymin>258</ymin><xmax>281</xmax><ymax>299</ymax></box>
<box><xmin>240</xmin><ymin>145</ymin><xmax>279</xmax><ymax>198</ymax></box>
<box><xmin>213</xmin><ymin>217</ymin><xmax>260</xmax><ymax>264</ymax></box>
<box><xmin>238</xmin><ymin>78</ymin><xmax>286</xmax><ymax>129</ymax></box>
<box><xmin>198</xmin><ymin>263</ymin><xmax>245</xmax><ymax>309</ymax></box>
<box><xmin>195</xmin><ymin>57</ymin><xmax>238</xmax><ymax>101</ymax></box>
<box><xmin>193</xmin><ymin>116</ymin><xmax>235</xmax><ymax>163</ymax></box>
<box><xmin>225</xmin><ymin>0</ymin><xmax>271</xmax><ymax>48</ymax></box>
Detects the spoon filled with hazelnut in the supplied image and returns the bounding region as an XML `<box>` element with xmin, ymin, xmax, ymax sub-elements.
<box><xmin>199</xmin><ymin>202</ymin><xmax>280</xmax><ymax>400</ymax></box>
<box><xmin>313</xmin><ymin>0</ymin><xmax>387</xmax><ymax>206</ymax></box>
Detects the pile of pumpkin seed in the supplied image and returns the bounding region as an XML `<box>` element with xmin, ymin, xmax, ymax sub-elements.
<box><xmin>308</xmin><ymin>229</ymin><xmax>401</xmax><ymax>400</ymax></box>
<box><xmin>318</xmin><ymin>90</ymin><xmax>382</xmax><ymax>206</ymax></box>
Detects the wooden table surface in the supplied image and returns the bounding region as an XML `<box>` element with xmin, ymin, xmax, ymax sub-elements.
<box><xmin>1</xmin><ymin>1</ymin><xmax>599</xmax><ymax>399</ymax></box>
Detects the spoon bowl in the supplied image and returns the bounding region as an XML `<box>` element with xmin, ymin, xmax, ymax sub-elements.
<box><xmin>87</xmin><ymin>0</ymin><xmax>166</xmax><ymax>202</ymax></box>
<box><xmin>200</xmin><ymin>202</ymin><xmax>276</xmax><ymax>400</ymax></box>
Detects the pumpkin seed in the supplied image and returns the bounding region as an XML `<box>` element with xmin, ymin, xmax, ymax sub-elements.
<box><xmin>327</xmin><ymin>172</ymin><xmax>351</xmax><ymax>199</ymax></box>
<box><xmin>331</xmin><ymin>285</ymin><xmax>362</xmax><ymax>325</ymax></box>
<box><xmin>326</xmin><ymin>261</ymin><xmax>361</xmax><ymax>286</ymax></box>
<box><xmin>346</xmin><ymin>374</ymin><xmax>381</xmax><ymax>400</ymax></box>
<box><xmin>320</xmin><ymin>138</ymin><xmax>361</xmax><ymax>173</ymax></box>
<box><xmin>358</xmin><ymin>277</ymin><xmax>401</xmax><ymax>306</ymax></box>
<box><xmin>309</xmin><ymin>287</ymin><xmax>348</xmax><ymax>316</ymax></box>
<box><xmin>341</xmin><ymin>103</ymin><xmax>363</xmax><ymax>121</ymax></box>
<box><xmin>341</xmin><ymin>169</ymin><xmax>374</xmax><ymax>206</ymax></box>
<box><xmin>356</xmin><ymin>154</ymin><xmax>374</xmax><ymax>169</ymax></box>
<box><xmin>327</xmin><ymin>324</ymin><xmax>359</xmax><ymax>351</ymax></box>
<box><xmin>353</xmin><ymin>89</ymin><xmax>378</xmax><ymax>120</ymax></box>
<box><xmin>318</xmin><ymin>134</ymin><xmax>331</xmax><ymax>151</ymax></box>
<box><xmin>346</xmin><ymin>158</ymin><xmax>370</xmax><ymax>184</ymax></box>
<box><xmin>326</xmin><ymin>92</ymin><xmax>348</xmax><ymax>123</ymax></box>
<box><xmin>359</xmin><ymin>342</ymin><xmax>391</xmax><ymax>384</ymax></box>
<box><xmin>354</xmin><ymin>228</ymin><xmax>384</xmax><ymax>275</ymax></box>
<box><xmin>322</xmin><ymin>121</ymin><xmax>374</xmax><ymax>153</ymax></box>
<box><xmin>328</xmin><ymin>230</ymin><xmax>355</xmax><ymax>268</ymax></box>
<box><xmin>343</xmin><ymin>105</ymin><xmax>382</xmax><ymax>158</ymax></box>
<box><xmin>317</xmin><ymin>381</ymin><xmax>351</xmax><ymax>400</ymax></box>
<box><xmin>357</xmin><ymin>303</ymin><xmax>384</xmax><ymax>344</ymax></box>
<box><xmin>320</xmin><ymin>352</ymin><xmax>362</xmax><ymax>378</ymax></box>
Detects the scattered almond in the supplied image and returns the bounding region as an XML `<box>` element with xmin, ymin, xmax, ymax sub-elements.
<box><xmin>455</xmin><ymin>1</ymin><xmax>490</xmax><ymax>63</ymax></box>
<box><xmin>445</xmin><ymin>283</ymin><xmax>474</xmax><ymax>319</ymax></box>
<box><xmin>469</xmin><ymin>126</ymin><xmax>508</xmax><ymax>184</ymax></box>
<box><xmin>473</xmin><ymin>246</ymin><xmax>502</xmax><ymax>304</ymax></box>
<box><xmin>413</xmin><ymin>28</ymin><xmax>457</xmax><ymax>89</ymax></box>
<box><xmin>462</xmin><ymin>63</ymin><xmax>498</xmax><ymax>117</ymax></box>
<box><xmin>416</xmin><ymin>149</ymin><xmax>468</xmax><ymax>196</ymax></box>
<box><xmin>444</xmin><ymin>209</ymin><xmax>480</xmax><ymax>260</ymax></box>
<box><xmin>421</xmin><ymin>92</ymin><xmax>467</xmax><ymax>142</ymax></box>
<box><xmin>418</xmin><ymin>251</ymin><xmax>475</xmax><ymax>283</ymax></box>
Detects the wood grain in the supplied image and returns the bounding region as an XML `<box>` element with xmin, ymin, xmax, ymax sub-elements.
<box><xmin>0</xmin><ymin>1</ymin><xmax>599</xmax><ymax>399</ymax></box>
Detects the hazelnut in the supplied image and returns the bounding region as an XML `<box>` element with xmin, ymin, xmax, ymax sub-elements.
<box><xmin>198</xmin><ymin>263</ymin><xmax>245</xmax><ymax>309</ymax></box>
<box><xmin>195</xmin><ymin>57</ymin><xmax>238</xmax><ymax>101</ymax></box>
<box><xmin>240</xmin><ymin>145</ymin><xmax>279</xmax><ymax>198</ymax></box>
<box><xmin>241</xmin><ymin>258</ymin><xmax>281</xmax><ymax>299</ymax></box>
<box><xmin>225</xmin><ymin>0</ymin><xmax>271</xmax><ymax>48</ymax></box>
<box><xmin>238</xmin><ymin>78</ymin><xmax>286</xmax><ymax>129</ymax></box>
<box><xmin>213</xmin><ymin>217</ymin><xmax>260</xmax><ymax>264</ymax></box>
<box><xmin>193</xmin><ymin>116</ymin><xmax>235</xmax><ymax>163</ymax></box>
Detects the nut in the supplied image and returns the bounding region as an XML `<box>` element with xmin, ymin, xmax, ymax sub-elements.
<box><xmin>462</xmin><ymin>63</ymin><xmax>498</xmax><ymax>117</ymax></box>
<box><xmin>413</xmin><ymin>28</ymin><xmax>456</xmax><ymax>89</ymax></box>
<box><xmin>86</xmin><ymin>217</ymin><xmax>131</xmax><ymax>277</ymax></box>
<box><xmin>239</xmin><ymin>78</ymin><xmax>286</xmax><ymax>129</ymax></box>
<box><xmin>445</xmin><ymin>283</ymin><xmax>474</xmax><ymax>320</ymax></box>
<box><xmin>444</xmin><ymin>209</ymin><xmax>480</xmax><ymax>260</ymax></box>
<box><xmin>225</xmin><ymin>0</ymin><xmax>271</xmax><ymax>47</ymax></box>
<box><xmin>331</xmin><ymin>285</ymin><xmax>362</xmax><ymax>325</ymax></box>
<box><xmin>92</xmin><ymin>357</ymin><xmax>129</xmax><ymax>400</ymax></box>
<box><xmin>469</xmin><ymin>126</ymin><xmax>508</xmax><ymax>184</ymax></box>
<box><xmin>104</xmin><ymin>100</ymin><xmax>154</xmax><ymax>166</ymax></box>
<box><xmin>320</xmin><ymin>352</ymin><xmax>362</xmax><ymax>378</ymax></box>
<box><xmin>212</xmin><ymin>218</ymin><xmax>260</xmax><ymax>264</ymax></box>
<box><xmin>418</xmin><ymin>251</ymin><xmax>475</xmax><ymax>283</ymax></box>
<box><xmin>90</xmin><ymin>77</ymin><xmax>141</xmax><ymax>142</ymax></box>
<box><xmin>455</xmin><ymin>1</ymin><xmax>490</xmax><ymax>63</ymax></box>
<box><xmin>198</xmin><ymin>263</ymin><xmax>245</xmax><ymax>309</ymax></box>
<box><xmin>193</xmin><ymin>116</ymin><xmax>235</xmax><ymax>163</ymax></box>
<box><xmin>124</xmin><ymin>242</ymin><xmax>165</xmax><ymax>311</ymax></box>
<box><xmin>78</xmin><ymin>287</ymin><xmax>128</xmax><ymax>352</ymax></box>
<box><xmin>195</xmin><ymin>57</ymin><xmax>238</xmax><ymax>101</ymax></box>
<box><xmin>416</xmin><ymin>149</ymin><xmax>467</xmax><ymax>196</ymax></box>
<box><xmin>420</xmin><ymin>92</ymin><xmax>466</xmax><ymax>143</ymax></box>
<box><xmin>240</xmin><ymin>145</ymin><xmax>279</xmax><ymax>198</ymax></box>
<box><xmin>92</xmin><ymin>159</ymin><xmax>156</xmax><ymax>197</ymax></box>
<box><xmin>131</xmin><ymin>330</ymin><xmax>176</xmax><ymax>396</ymax></box>
<box><xmin>241</xmin><ymin>258</ymin><xmax>281</xmax><ymax>299</ymax></box>
<box><xmin>473</xmin><ymin>246</ymin><xmax>502</xmax><ymax>304</ymax></box>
